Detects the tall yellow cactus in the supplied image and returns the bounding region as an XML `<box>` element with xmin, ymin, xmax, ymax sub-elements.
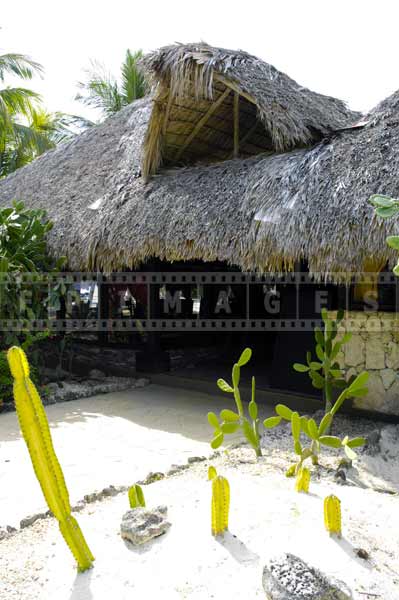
<box><xmin>324</xmin><ymin>494</ymin><xmax>342</xmax><ymax>538</ymax></box>
<box><xmin>7</xmin><ymin>347</ymin><xmax>94</xmax><ymax>571</ymax></box>
<box><xmin>211</xmin><ymin>475</ymin><xmax>230</xmax><ymax>536</ymax></box>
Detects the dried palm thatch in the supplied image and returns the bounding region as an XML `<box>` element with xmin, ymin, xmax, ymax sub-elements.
<box><xmin>243</xmin><ymin>89</ymin><xmax>399</xmax><ymax>277</ymax></box>
<box><xmin>140</xmin><ymin>43</ymin><xmax>356</xmax><ymax>179</ymax></box>
<box><xmin>0</xmin><ymin>43</ymin><xmax>396</xmax><ymax>280</ymax></box>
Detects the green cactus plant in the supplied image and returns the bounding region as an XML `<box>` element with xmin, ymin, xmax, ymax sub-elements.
<box><xmin>7</xmin><ymin>346</ymin><xmax>94</xmax><ymax>572</ymax></box>
<box><xmin>324</xmin><ymin>494</ymin><xmax>342</xmax><ymax>538</ymax></box>
<box><xmin>211</xmin><ymin>475</ymin><xmax>230</xmax><ymax>536</ymax></box>
<box><xmin>264</xmin><ymin>371</ymin><xmax>368</xmax><ymax>474</ymax></box>
<box><xmin>128</xmin><ymin>484</ymin><xmax>145</xmax><ymax>508</ymax></box>
<box><xmin>293</xmin><ymin>308</ymin><xmax>352</xmax><ymax>413</ymax></box>
<box><xmin>208</xmin><ymin>348</ymin><xmax>262</xmax><ymax>458</ymax></box>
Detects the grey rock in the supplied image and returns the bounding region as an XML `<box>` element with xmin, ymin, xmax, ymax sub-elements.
<box><xmin>364</xmin><ymin>429</ymin><xmax>381</xmax><ymax>456</ymax></box>
<box><xmin>89</xmin><ymin>369</ymin><xmax>107</xmax><ymax>380</ymax></box>
<box><xmin>167</xmin><ymin>464</ymin><xmax>187</xmax><ymax>475</ymax></box>
<box><xmin>141</xmin><ymin>471</ymin><xmax>165</xmax><ymax>484</ymax></box>
<box><xmin>0</xmin><ymin>526</ymin><xmax>10</xmax><ymax>541</ymax></box>
<box><xmin>120</xmin><ymin>505</ymin><xmax>171</xmax><ymax>545</ymax></box>
<box><xmin>101</xmin><ymin>485</ymin><xmax>118</xmax><ymax>497</ymax></box>
<box><xmin>262</xmin><ymin>553</ymin><xmax>352</xmax><ymax>599</ymax></box>
<box><xmin>187</xmin><ymin>456</ymin><xmax>207</xmax><ymax>464</ymax></box>
<box><xmin>71</xmin><ymin>501</ymin><xmax>86</xmax><ymax>512</ymax></box>
<box><xmin>20</xmin><ymin>512</ymin><xmax>47</xmax><ymax>529</ymax></box>
<box><xmin>84</xmin><ymin>492</ymin><xmax>99</xmax><ymax>503</ymax></box>
<box><xmin>135</xmin><ymin>377</ymin><xmax>150</xmax><ymax>388</ymax></box>
<box><xmin>6</xmin><ymin>525</ymin><xmax>17</xmax><ymax>534</ymax></box>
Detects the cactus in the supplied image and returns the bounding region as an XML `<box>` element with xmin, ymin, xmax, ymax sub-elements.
<box><xmin>324</xmin><ymin>494</ymin><xmax>342</xmax><ymax>538</ymax></box>
<box><xmin>295</xmin><ymin>466</ymin><xmax>310</xmax><ymax>493</ymax></box>
<box><xmin>7</xmin><ymin>346</ymin><xmax>94</xmax><ymax>572</ymax></box>
<box><xmin>264</xmin><ymin>370</ymin><xmax>368</xmax><ymax>473</ymax></box>
<box><xmin>208</xmin><ymin>466</ymin><xmax>217</xmax><ymax>480</ymax></box>
<box><xmin>208</xmin><ymin>348</ymin><xmax>262</xmax><ymax>458</ymax></box>
<box><xmin>128</xmin><ymin>484</ymin><xmax>145</xmax><ymax>508</ymax></box>
<box><xmin>293</xmin><ymin>308</ymin><xmax>351</xmax><ymax>413</ymax></box>
<box><xmin>211</xmin><ymin>475</ymin><xmax>230</xmax><ymax>536</ymax></box>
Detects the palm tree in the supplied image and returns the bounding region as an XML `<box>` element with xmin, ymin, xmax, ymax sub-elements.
<box><xmin>0</xmin><ymin>53</ymin><xmax>93</xmax><ymax>177</ymax></box>
<box><xmin>76</xmin><ymin>49</ymin><xmax>148</xmax><ymax>120</ymax></box>
<box><xmin>0</xmin><ymin>53</ymin><xmax>45</xmax><ymax>175</ymax></box>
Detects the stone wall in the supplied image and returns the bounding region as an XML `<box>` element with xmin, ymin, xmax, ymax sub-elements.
<box><xmin>328</xmin><ymin>311</ymin><xmax>399</xmax><ymax>415</ymax></box>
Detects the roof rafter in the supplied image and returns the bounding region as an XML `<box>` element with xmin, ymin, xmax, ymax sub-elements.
<box><xmin>174</xmin><ymin>87</ymin><xmax>231</xmax><ymax>160</ymax></box>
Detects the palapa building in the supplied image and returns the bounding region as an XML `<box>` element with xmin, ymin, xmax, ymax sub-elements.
<box><xmin>1</xmin><ymin>43</ymin><xmax>399</xmax><ymax>415</ymax></box>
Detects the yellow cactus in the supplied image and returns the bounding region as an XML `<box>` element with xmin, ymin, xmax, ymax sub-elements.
<box><xmin>324</xmin><ymin>494</ymin><xmax>342</xmax><ymax>538</ymax></box>
<box><xmin>7</xmin><ymin>346</ymin><xmax>94</xmax><ymax>571</ymax></box>
<box><xmin>211</xmin><ymin>475</ymin><xmax>230</xmax><ymax>536</ymax></box>
<box><xmin>128</xmin><ymin>484</ymin><xmax>145</xmax><ymax>508</ymax></box>
<box><xmin>295</xmin><ymin>466</ymin><xmax>310</xmax><ymax>493</ymax></box>
<box><xmin>208</xmin><ymin>466</ymin><xmax>217</xmax><ymax>480</ymax></box>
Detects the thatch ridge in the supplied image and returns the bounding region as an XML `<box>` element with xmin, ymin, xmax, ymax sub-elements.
<box><xmin>140</xmin><ymin>42</ymin><xmax>359</xmax><ymax>178</ymax></box>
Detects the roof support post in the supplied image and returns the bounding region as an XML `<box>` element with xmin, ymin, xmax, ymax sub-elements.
<box><xmin>233</xmin><ymin>91</ymin><xmax>239</xmax><ymax>158</ymax></box>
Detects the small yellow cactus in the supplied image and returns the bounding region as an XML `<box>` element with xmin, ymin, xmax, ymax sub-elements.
<box><xmin>211</xmin><ymin>475</ymin><xmax>230</xmax><ymax>536</ymax></box>
<box><xmin>295</xmin><ymin>466</ymin><xmax>310</xmax><ymax>493</ymax></box>
<box><xmin>324</xmin><ymin>494</ymin><xmax>342</xmax><ymax>538</ymax></box>
<box><xmin>208</xmin><ymin>466</ymin><xmax>217</xmax><ymax>480</ymax></box>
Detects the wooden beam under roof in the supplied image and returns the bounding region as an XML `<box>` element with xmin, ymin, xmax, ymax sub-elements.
<box><xmin>233</xmin><ymin>91</ymin><xmax>239</xmax><ymax>158</ymax></box>
<box><xmin>214</xmin><ymin>74</ymin><xmax>257</xmax><ymax>106</ymax></box>
<box><xmin>174</xmin><ymin>87</ymin><xmax>231</xmax><ymax>160</ymax></box>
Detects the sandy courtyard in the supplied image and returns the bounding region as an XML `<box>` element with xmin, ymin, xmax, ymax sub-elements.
<box><xmin>0</xmin><ymin>384</ymin><xmax>272</xmax><ymax>526</ymax></box>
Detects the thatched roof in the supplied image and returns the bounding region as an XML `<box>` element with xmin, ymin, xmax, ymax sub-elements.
<box><xmin>0</xmin><ymin>42</ymin><xmax>396</xmax><ymax>278</ymax></box>
<box><xmin>140</xmin><ymin>43</ymin><xmax>356</xmax><ymax>178</ymax></box>
<box><xmin>244</xmin><ymin>89</ymin><xmax>399</xmax><ymax>275</ymax></box>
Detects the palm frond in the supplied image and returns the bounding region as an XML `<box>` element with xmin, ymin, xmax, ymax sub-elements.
<box><xmin>76</xmin><ymin>51</ymin><xmax>148</xmax><ymax>120</ymax></box>
<box><xmin>0</xmin><ymin>87</ymin><xmax>41</xmax><ymax>118</ymax></box>
<box><xmin>0</xmin><ymin>53</ymin><xmax>44</xmax><ymax>82</ymax></box>
<box><xmin>121</xmin><ymin>49</ymin><xmax>148</xmax><ymax>104</ymax></box>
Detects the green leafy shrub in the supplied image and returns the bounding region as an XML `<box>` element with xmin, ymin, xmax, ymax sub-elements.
<box><xmin>370</xmin><ymin>194</ymin><xmax>399</xmax><ymax>275</ymax></box>
<box><xmin>264</xmin><ymin>371</ymin><xmax>369</xmax><ymax>474</ymax></box>
<box><xmin>0</xmin><ymin>349</ymin><xmax>13</xmax><ymax>406</ymax></box>
<box><xmin>293</xmin><ymin>308</ymin><xmax>352</xmax><ymax>412</ymax></box>
<box><xmin>207</xmin><ymin>348</ymin><xmax>262</xmax><ymax>458</ymax></box>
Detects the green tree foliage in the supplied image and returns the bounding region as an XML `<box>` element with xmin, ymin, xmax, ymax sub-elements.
<box><xmin>0</xmin><ymin>201</ymin><xmax>66</xmax><ymax>341</ymax></box>
<box><xmin>76</xmin><ymin>50</ymin><xmax>148</xmax><ymax>119</ymax></box>
<box><xmin>0</xmin><ymin>51</ymin><xmax>91</xmax><ymax>177</ymax></box>
<box><xmin>370</xmin><ymin>194</ymin><xmax>399</xmax><ymax>275</ymax></box>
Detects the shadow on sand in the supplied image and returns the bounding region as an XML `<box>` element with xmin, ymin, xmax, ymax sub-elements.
<box><xmin>216</xmin><ymin>530</ymin><xmax>259</xmax><ymax>564</ymax></box>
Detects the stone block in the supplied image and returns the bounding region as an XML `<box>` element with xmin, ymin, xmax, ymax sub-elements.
<box><xmin>344</xmin><ymin>334</ymin><xmax>364</xmax><ymax>367</ymax></box>
<box><xmin>386</xmin><ymin>341</ymin><xmax>399</xmax><ymax>370</ymax></box>
<box><xmin>365</xmin><ymin>335</ymin><xmax>385</xmax><ymax>370</ymax></box>
<box><xmin>353</xmin><ymin>372</ymin><xmax>385</xmax><ymax>411</ymax></box>
<box><xmin>380</xmin><ymin>368</ymin><xmax>397</xmax><ymax>390</ymax></box>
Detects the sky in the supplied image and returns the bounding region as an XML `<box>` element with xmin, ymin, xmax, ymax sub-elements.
<box><xmin>2</xmin><ymin>0</ymin><xmax>399</xmax><ymax>122</ymax></box>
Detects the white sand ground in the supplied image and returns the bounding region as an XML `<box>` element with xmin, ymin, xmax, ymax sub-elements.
<box><xmin>0</xmin><ymin>459</ymin><xmax>398</xmax><ymax>600</ymax></box>
<box><xmin>1</xmin><ymin>386</ymin><xmax>399</xmax><ymax>599</ymax></box>
<box><xmin>0</xmin><ymin>384</ymin><xmax>273</xmax><ymax>526</ymax></box>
